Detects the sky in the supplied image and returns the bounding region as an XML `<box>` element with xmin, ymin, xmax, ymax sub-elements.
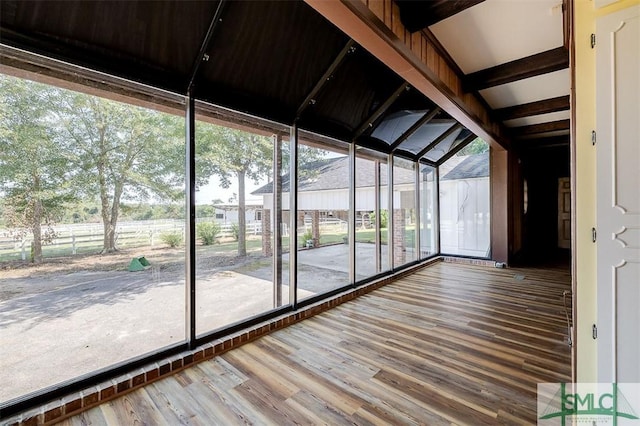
<box><xmin>195</xmin><ymin>148</ymin><xmax>342</xmax><ymax>206</ymax></box>
<box><xmin>196</xmin><ymin>175</ymin><xmax>266</xmax><ymax>206</ymax></box>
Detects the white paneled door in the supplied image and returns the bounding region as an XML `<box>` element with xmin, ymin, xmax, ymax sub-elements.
<box><xmin>596</xmin><ymin>5</ymin><xmax>640</xmax><ymax>384</ymax></box>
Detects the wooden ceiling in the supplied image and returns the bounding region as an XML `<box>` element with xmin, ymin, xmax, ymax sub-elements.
<box><xmin>0</xmin><ymin>0</ymin><xmax>569</xmax><ymax>158</ymax></box>
<box><xmin>402</xmin><ymin>0</ymin><xmax>571</xmax><ymax>149</ymax></box>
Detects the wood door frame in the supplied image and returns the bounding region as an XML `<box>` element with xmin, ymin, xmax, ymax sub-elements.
<box><xmin>568</xmin><ymin>0</ymin><xmax>577</xmax><ymax>384</ymax></box>
<box><xmin>558</xmin><ymin>177</ymin><xmax>572</xmax><ymax>249</ymax></box>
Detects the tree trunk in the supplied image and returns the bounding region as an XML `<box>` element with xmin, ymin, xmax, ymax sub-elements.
<box><xmin>99</xmin><ymin>180</ymin><xmax>117</xmax><ymax>253</ymax></box>
<box><xmin>31</xmin><ymin>176</ymin><xmax>43</xmax><ymax>263</ymax></box>
<box><xmin>102</xmin><ymin>182</ymin><xmax>124</xmax><ymax>253</ymax></box>
<box><xmin>96</xmin><ymin>126</ymin><xmax>127</xmax><ymax>254</ymax></box>
<box><xmin>237</xmin><ymin>170</ymin><xmax>247</xmax><ymax>257</ymax></box>
<box><xmin>102</xmin><ymin>221</ymin><xmax>116</xmax><ymax>253</ymax></box>
<box><xmin>97</xmin><ymin>129</ymin><xmax>116</xmax><ymax>253</ymax></box>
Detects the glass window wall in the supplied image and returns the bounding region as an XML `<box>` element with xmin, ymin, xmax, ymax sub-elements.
<box><xmin>1</xmin><ymin>71</ymin><xmax>494</xmax><ymax>409</ymax></box>
<box><xmin>0</xmin><ymin>74</ymin><xmax>186</xmax><ymax>401</ymax></box>
<box><xmin>379</xmin><ymin>155</ymin><xmax>391</xmax><ymax>272</ymax></box>
<box><xmin>194</xmin><ymin>112</ymin><xmax>288</xmax><ymax>335</ymax></box>
<box><xmin>355</xmin><ymin>147</ymin><xmax>389</xmax><ymax>280</ymax></box>
<box><xmin>392</xmin><ymin>156</ymin><xmax>417</xmax><ymax>267</ymax></box>
<box><xmin>420</xmin><ymin>165</ymin><xmax>438</xmax><ymax>258</ymax></box>
<box><xmin>295</xmin><ymin>139</ymin><xmax>350</xmax><ymax>301</ymax></box>
<box><xmin>438</xmin><ymin>139</ymin><xmax>491</xmax><ymax>257</ymax></box>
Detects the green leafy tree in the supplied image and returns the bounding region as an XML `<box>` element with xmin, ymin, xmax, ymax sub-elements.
<box><xmin>457</xmin><ymin>137</ymin><xmax>489</xmax><ymax>156</ymax></box>
<box><xmin>197</xmin><ymin>125</ymin><xmax>273</xmax><ymax>257</ymax></box>
<box><xmin>196</xmin><ymin>205</ymin><xmax>216</xmax><ymax>218</ymax></box>
<box><xmin>0</xmin><ymin>76</ymin><xmax>76</xmax><ymax>263</ymax></box>
<box><xmin>53</xmin><ymin>93</ymin><xmax>185</xmax><ymax>253</ymax></box>
<box><xmin>196</xmin><ymin>125</ymin><xmax>326</xmax><ymax>257</ymax></box>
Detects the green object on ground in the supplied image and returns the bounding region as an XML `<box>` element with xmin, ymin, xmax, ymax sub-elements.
<box><xmin>128</xmin><ymin>256</ymin><xmax>150</xmax><ymax>272</ymax></box>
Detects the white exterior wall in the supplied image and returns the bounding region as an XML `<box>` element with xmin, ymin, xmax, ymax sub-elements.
<box><xmin>260</xmin><ymin>184</ymin><xmax>409</xmax><ymax>212</ymax></box>
<box><xmin>212</xmin><ymin>207</ymin><xmax>261</xmax><ymax>224</ymax></box>
<box><xmin>439</xmin><ymin>177</ymin><xmax>490</xmax><ymax>257</ymax></box>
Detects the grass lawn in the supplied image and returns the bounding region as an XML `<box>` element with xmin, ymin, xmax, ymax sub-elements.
<box><xmin>1</xmin><ymin>225</ymin><xmax>429</xmax><ymax>264</ymax></box>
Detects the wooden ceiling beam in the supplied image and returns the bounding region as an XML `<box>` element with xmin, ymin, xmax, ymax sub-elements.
<box><xmin>512</xmin><ymin>119</ymin><xmax>570</xmax><ymax>137</ymax></box>
<box><xmin>513</xmin><ymin>135</ymin><xmax>570</xmax><ymax>150</ymax></box>
<box><xmin>296</xmin><ymin>39</ymin><xmax>356</xmax><ymax>120</ymax></box>
<box><xmin>464</xmin><ymin>47</ymin><xmax>569</xmax><ymax>92</ymax></box>
<box><xmin>395</xmin><ymin>0</ymin><xmax>486</xmax><ymax>32</ymax></box>
<box><xmin>306</xmin><ymin>0</ymin><xmax>510</xmax><ymax>148</ymax></box>
<box><xmin>187</xmin><ymin>0</ymin><xmax>228</xmax><ymax>93</ymax></box>
<box><xmin>494</xmin><ymin>95</ymin><xmax>570</xmax><ymax>121</ymax></box>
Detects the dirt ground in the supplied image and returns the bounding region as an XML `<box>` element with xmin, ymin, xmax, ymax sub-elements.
<box><xmin>0</xmin><ymin>246</ymin><xmax>262</xmax><ymax>301</ymax></box>
<box><xmin>0</xmin><ymin>244</ymin><xmax>357</xmax><ymax>402</ymax></box>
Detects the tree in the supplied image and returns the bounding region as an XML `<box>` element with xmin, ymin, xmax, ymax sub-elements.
<box><xmin>0</xmin><ymin>76</ymin><xmax>75</xmax><ymax>263</ymax></box>
<box><xmin>457</xmin><ymin>137</ymin><xmax>489</xmax><ymax>156</ymax></box>
<box><xmin>53</xmin><ymin>93</ymin><xmax>184</xmax><ymax>253</ymax></box>
<box><xmin>197</xmin><ymin>124</ymin><xmax>326</xmax><ymax>257</ymax></box>
<box><xmin>197</xmin><ymin>125</ymin><xmax>273</xmax><ymax>256</ymax></box>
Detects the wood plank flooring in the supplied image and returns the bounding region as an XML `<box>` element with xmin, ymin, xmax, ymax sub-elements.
<box><xmin>57</xmin><ymin>262</ymin><xmax>571</xmax><ymax>425</ymax></box>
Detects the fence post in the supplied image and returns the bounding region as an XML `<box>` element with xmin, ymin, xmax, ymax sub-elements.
<box><xmin>72</xmin><ymin>233</ymin><xmax>77</xmax><ymax>255</ymax></box>
<box><xmin>150</xmin><ymin>229</ymin><xmax>155</xmax><ymax>247</ymax></box>
<box><xmin>21</xmin><ymin>239</ymin><xmax>26</xmax><ymax>261</ymax></box>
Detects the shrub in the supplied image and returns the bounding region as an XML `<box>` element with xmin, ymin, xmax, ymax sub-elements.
<box><xmin>300</xmin><ymin>228</ymin><xmax>313</xmax><ymax>247</ymax></box>
<box><xmin>370</xmin><ymin>210</ymin><xmax>388</xmax><ymax>228</ymax></box>
<box><xmin>160</xmin><ymin>232</ymin><xmax>183</xmax><ymax>248</ymax></box>
<box><xmin>197</xmin><ymin>222</ymin><xmax>221</xmax><ymax>246</ymax></box>
<box><xmin>230</xmin><ymin>223</ymin><xmax>240</xmax><ymax>241</ymax></box>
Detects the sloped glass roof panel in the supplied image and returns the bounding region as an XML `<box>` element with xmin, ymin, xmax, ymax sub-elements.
<box><xmin>423</xmin><ymin>127</ymin><xmax>466</xmax><ymax>162</ymax></box>
<box><xmin>370</xmin><ymin>110</ymin><xmax>426</xmax><ymax>145</ymax></box>
<box><xmin>397</xmin><ymin>121</ymin><xmax>457</xmax><ymax>155</ymax></box>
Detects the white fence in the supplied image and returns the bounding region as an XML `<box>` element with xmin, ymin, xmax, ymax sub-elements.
<box><xmin>0</xmin><ymin>219</ymin><xmax>262</xmax><ymax>261</ymax></box>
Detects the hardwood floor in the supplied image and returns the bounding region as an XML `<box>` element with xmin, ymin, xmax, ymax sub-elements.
<box><xmin>57</xmin><ymin>262</ymin><xmax>571</xmax><ymax>425</ymax></box>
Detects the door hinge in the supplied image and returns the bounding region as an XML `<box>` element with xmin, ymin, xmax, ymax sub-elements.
<box><xmin>592</xmin><ymin>227</ymin><xmax>597</xmax><ymax>243</ymax></box>
<box><xmin>592</xmin><ymin>324</ymin><xmax>598</xmax><ymax>339</ymax></box>
<box><xmin>591</xmin><ymin>33</ymin><xmax>596</xmax><ymax>48</ymax></box>
<box><xmin>592</xmin><ymin>130</ymin><xmax>596</xmax><ymax>146</ymax></box>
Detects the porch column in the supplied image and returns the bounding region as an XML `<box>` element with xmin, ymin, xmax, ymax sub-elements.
<box><xmin>311</xmin><ymin>210</ymin><xmax>320</xmax><ymax>247</ymax></box>
<box><xmin>262</xmin><ymin>208</ymin><xmax>272</xmax><ymax>256</ymax></box>
<box><xmin>393</xmin><ymin>208</ymin><xmax>406</xmax><ymax>266</ymax></box>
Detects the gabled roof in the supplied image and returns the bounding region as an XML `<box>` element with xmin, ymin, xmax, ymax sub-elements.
<box><xmin>252</xmin><ymin>156</ymin><xmax>417</xmax><ymax>195</ymax></box>
<box><xmin>441</xmin><ymin>152</ymin><xmax>489</xmax><ymax>180</ymax></box>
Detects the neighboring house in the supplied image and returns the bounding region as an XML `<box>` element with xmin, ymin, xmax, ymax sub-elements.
<box><xmin>210</xmin><ymin>203</ymin><xmax>263</xmax><ymax>224</ymax></box>
<box><xmin>252</xmin><ymin>156</ymin><xmax>417</xmax><ymax>227</ymax></box>
<box><xmin>252</xmin><ymin>153</ymin><xmax>485</xmax><ymax>257</ymax></box>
